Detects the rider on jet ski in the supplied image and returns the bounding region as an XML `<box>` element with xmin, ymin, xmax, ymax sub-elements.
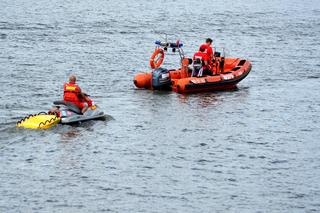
<box><xmin>63</xmin><ymin>75</ymin><xmax>92</xmax><ymax>114</ymax></box>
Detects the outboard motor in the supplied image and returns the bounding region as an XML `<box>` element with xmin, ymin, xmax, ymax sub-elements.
<box><xmin>152</xmin><ymin>67</ymin><xmax>171</xmax><ymax>90</ymax></box>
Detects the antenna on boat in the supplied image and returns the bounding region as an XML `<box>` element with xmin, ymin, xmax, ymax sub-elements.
<box><xmin>157</xmin><ymin>33</ymin><xmax>168</xmax><ymax>42</ymax></box>
<box><xmin>221</xmin><ymin>47</ymin><xmax>225</xmax><ymax>73</ymax></box>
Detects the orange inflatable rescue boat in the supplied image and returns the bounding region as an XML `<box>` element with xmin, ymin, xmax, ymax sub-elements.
<box><xmin>134</xmin><ymin>40</ymin><xmax>252</xmax><ymax>93</ymax></box>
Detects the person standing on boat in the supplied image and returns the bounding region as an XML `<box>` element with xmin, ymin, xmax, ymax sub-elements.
<box><xmin>200</xmin><ymin>38</ymin><xmax>216</xmax><ymax>74</ymax></box>
<box><xmin>201</xmin><ymin>38</ymin><xmax>214</xmax><ymax>61</ymax></box>
<box><xmin>192</xmin><ymin>46</ymin><xmax>212</xmax><ymax>77</ymax></box>
<box><xmin>63</xmin><ymin>75</ymin><xmax>92</xmax><ymax>114</ymax></box>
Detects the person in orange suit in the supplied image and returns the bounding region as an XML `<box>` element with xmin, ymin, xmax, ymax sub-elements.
<box><xmin>201</xmin><ymin>38</ymin><xmax>214</xmax><ymax>61</ymax></box>
<box><xmin>200</xmin><ymin>38</ymin><xmax>218</xmax><ymax>74</ymax></box>
<box><xmin>193</xmin><ymin>45</ymin><xmax>212</xmax><ymax>77</ymax></box>
<box><xmin>63</xmin><ymin>75</ymin><xmax>92</xmax><ymax>114</ymax></box>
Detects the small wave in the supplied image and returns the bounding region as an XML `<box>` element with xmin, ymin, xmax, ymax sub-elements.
<box><xmin>307</xmin><ymin>75</ymin><xmax>319</xmax><ymax>79</ymax></box>
<box><xmin>270</xmin><ymin>160</ymin><xmax>288</xmax><ymax>164</ymax></box>
<box><xmin>0</xmin><ymin>33</ymin><xmax>7</xmax><ymax>39</ymax></box>
<box><xmin>19</xmin><ymin>63</ymin><xmax>36</xmax><ymax>66</ymax></box>
<box><xmin>227</xmin><ymin>178</ymin><xmax>237</xmax><ymax>182</ymax></box>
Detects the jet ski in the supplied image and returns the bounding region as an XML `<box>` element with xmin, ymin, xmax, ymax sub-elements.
<box><xmin>53</xmin><ymin>100</ymin><xmax>106</xmax><ymax>124</ymax></box>
<box><xmin>16</xmin><ymin>100</ymin><xmax>106</xmax><ymax>129</ymax></box>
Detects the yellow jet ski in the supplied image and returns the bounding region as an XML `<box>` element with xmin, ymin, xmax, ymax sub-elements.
<box><xmin>16</xmin><ymin>101</ymin><xmax>106</xmax><ymax>129</ymax></box>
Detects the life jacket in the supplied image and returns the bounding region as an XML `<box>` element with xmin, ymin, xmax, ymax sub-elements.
<box><xmin>63</xmin><ymin>83</ymin><xmax>81</xmax><ymax>103</ymax></box>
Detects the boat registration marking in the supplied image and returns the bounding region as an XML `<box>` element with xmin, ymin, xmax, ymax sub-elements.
<box><xmin>222</xmin><ymin>74</ymin><xmax>234</xmax><ymax>80</ymax></box>
<box><xmin>190</xmin><ymin>79</ymin><xmax>206</xmax><ymax>84</ymax></box>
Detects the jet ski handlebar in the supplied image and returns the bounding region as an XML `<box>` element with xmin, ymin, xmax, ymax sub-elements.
<box><xmin>155</xmin><ymin>40</ymin><xmax>183</xmax><ymax>48</ymax></box>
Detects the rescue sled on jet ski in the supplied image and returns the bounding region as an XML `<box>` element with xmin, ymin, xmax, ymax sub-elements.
<box><xmin>16</xmin><ymin>100</ymin><xmax>106</xmax><ymax>129</ymax></box>
<box><xmin>133</xmin><ymin>40</ymin><xmax>252</xmax><ymax>93</ymax></box>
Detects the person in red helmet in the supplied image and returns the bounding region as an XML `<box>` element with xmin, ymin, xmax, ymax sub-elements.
<box><xmin>63</xmin><ymin>75</ymin><xmax>92</xmax><ymax>114</ymax></box>
<box><xmin>192</xmin><ymin>45</ymin><xmax>212</xmax><ymax>77</ymax></box>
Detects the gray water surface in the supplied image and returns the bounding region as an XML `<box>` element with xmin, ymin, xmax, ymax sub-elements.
<box><xmin>1</xmin><ymin>0</ymin><xmax>320</xmax><ymax>212</ymax></box>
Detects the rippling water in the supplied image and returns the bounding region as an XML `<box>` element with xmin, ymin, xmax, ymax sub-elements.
<box><xmin>1</xmin><ymin>0</ymin><xmax>320</xmax><ymax>212</ymax></box>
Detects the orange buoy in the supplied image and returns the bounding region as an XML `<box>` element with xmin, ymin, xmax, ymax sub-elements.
<box><xmin>149</xmin><ymin>48</ymin><xmax>164</xmax><ymax>69</ymax></box>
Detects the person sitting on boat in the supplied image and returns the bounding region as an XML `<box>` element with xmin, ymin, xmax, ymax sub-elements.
<box><xmin>192</xmin><ymin>45</ymin><xmax>212</xmax><ymax>77</ymax></box>
<box><xmin>63</xmin><ymin>75</ymin><xmax>92</xmax><ymax>114</ymax></box>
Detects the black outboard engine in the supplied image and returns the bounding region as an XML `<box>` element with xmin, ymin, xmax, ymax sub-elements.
<box><xmin>152</xmin><ymin>67</ymin><xmax>171</xmax><ymax>90</ymax></box>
